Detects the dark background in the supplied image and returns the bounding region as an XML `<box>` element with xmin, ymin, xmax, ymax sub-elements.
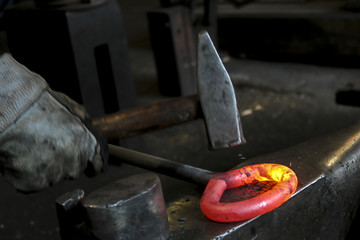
<box><xmin>1</xmin><ymin>0</ymin><xmax>360</xmax><ymax>239</ymax></box>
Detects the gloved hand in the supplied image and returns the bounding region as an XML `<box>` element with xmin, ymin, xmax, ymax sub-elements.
<box><xmin>0</xmin><ymin>53</ymin><xmax>107</xmax><ymax>192</ymax></box>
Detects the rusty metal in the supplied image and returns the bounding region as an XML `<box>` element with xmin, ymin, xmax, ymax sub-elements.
<box><xmin>91</xmin><ymin>95</ymin><xmax>201</xmax><ymax>140</ymax></box>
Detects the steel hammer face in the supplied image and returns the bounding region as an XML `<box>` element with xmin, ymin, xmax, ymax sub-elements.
<box><xmin>197</xmin><ymin>31</ymin><xmax>246</xmax><ymax>150</ymax></box>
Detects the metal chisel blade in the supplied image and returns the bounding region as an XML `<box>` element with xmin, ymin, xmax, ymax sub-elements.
<box><xmin>197</xmin><ymin>31</ymin><xmax>246</xmax><ymax>149</ymax></box>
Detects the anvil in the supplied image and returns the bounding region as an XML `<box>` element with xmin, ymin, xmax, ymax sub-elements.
<box><xmin>167</xmin><ymin>122</ymin><xmax>360</xmax><ymax>239</ymax></box>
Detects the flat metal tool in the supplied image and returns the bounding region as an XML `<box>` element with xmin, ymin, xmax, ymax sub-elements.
<box><xmin>92</xmin><ymin>31</ymin><xmax>245</xmax><ymax>150</ymax></box>
<box><xmin>197</xmin><ymin>31</ymin><xmax>246</xmax><ymax>149</ymax></box>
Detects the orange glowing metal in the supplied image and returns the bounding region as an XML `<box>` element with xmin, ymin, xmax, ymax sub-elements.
<box><xmin>200</xmin><ymin>163</ymin><xmax>298</xmax><ymax>222</ymax></box>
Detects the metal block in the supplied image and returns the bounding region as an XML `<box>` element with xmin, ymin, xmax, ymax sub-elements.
<box><xmin>81</xmin><ymin>173</ymin><xmax>170</xmax><ymax>240</ymax></box>
<box><xmin>4</xmin><ymin>0</ymin><xmax>137</xmax><ymax>117</ymax></box>
<box><xmin>148</xmin><ymin>6</ymin><xmax>197</xmax><ymax>96</ymax></box>
<box><xmin>167</xmin><ymin>121</ymin><xmax>360</xmax><ymax>239</ymax></box>
<box><xmin>56</xmin><ymin>189</ymin><xmax>92</xmax><ymax>240</ymax></box>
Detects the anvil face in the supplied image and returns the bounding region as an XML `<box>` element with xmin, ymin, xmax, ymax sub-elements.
<box><xmin>168</xmin><ymin>122</ymin><xmax>360</xmax><ymax>239</ymax></box>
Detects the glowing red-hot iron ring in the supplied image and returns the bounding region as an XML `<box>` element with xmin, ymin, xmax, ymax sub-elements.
<box><xmin>200</xmin><ymin>163</ymin><xmax>298</xmax><ymax>222</ymax></box>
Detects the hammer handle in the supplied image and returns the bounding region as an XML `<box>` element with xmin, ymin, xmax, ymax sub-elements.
<box><xmin>108</xmin><ymin>144</ymin><xmax>215</xmax><ymax>185</ymax></box>
<box><xmin>91</xmin><ymin>95</ymin><xmax>201</xmax><ymax>140</ymax></box>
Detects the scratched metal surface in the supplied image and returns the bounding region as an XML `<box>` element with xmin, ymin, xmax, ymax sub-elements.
<box><xmin>132</xmin><ymin>50</ymin><xmax>360</xmax><ymax>239</ymax></box>
<box><xmin>167</xmin><ymin>122</ymin><xmax>360</xmax><ymax>239</ymax></box>
<box><xmin>0</xmin><ymin>48</ymin><xmax>360</xmax><ymax>240</ymax></box>
<box><xmin>1</xmin><ymin>2</ymin><xmax>360</xmax><ymax>239</ymax></box>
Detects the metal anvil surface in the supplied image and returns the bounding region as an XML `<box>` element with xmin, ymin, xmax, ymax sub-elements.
<box><xmin>168</xmin><ymin>121</ymin><xmax>360</xmax><ymax>239</ymax></box>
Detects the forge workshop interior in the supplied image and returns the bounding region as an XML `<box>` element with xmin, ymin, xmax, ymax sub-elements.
<box><xmin>1</xmin><ymin>0</ymin><xmax>360</xmax><ymax>239</ymax></box>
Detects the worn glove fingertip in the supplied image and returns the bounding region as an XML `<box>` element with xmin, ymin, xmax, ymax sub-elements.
<box><xmin>84</xmin><ymin>119</ymin><xmax>108</xmax><ymax>174</ymax></box>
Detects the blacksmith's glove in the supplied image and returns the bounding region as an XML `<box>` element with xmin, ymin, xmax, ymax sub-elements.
<box><xmin>0</xmin><ymin>53</ymin><xmax>107</xmax><ymax>192</ymax></box>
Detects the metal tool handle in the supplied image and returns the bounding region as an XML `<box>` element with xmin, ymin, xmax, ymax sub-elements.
<box><xmin>108</xmin><ymin>144</ymin><xmax>214</xmax><ymax>185</ymax></box>
<box><xmin>91</xmin><ymin>95</ymin><xmax>201</xmax><ymax>140</ymax></box>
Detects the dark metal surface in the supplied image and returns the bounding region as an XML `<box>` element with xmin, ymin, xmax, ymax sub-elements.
<box><xmin>346</xmin><ymin>0</ymin><xmax>360</xmax><ymax>10</ymax></box>
<box><xmin>217</xmin><ymin>1</ymin><xmax>360</xmax><ymax>67</ymax></box>
<box><xmin>34</xmin><ymin>0</ymin><xmax>107</xmax><ymax>8</ymax></box>
<box><xmin>202</xmin><ymin>0</ymin><xmax>218</xmax><ymax>44</ymax></box>
<box><xmin>147</xmin><ymin>0</ymin><xmax>220</xmax><ymax>97</ymax></box>
<box><xmin>93</xmin><ymin>32</ymin><xmax>243</xmax><ymax>148</ymax></box>
<box><xmin>108</xmin><ymin>144</ymin><xmax>215</xmax><ymax>185</ymax></box>
<box><xmin>1</xmin><ymin>1</ymin><xmax>360</xmax><ymax>239</ymax></box>
<box><xmin>148</xmin><ymin>6</ymin><xmax>197</xmax><ymax>96</ymax></box>
<box><xmin>167</xmin><ymin>121</ymin><xmax>360</xmax><ymax>239</ymax></box>
<box><xmin>55</xmin><ymin>189</ymin><xmax>89</xmax><ymax>240</ymax></box>
<box><xmin>198</xmin><ymin>31</ymin><xmax>245</xmax><ymax>149</ymax></box>
<box><xmin>81</xmin><ymin>173</ymin><xmax>170</xmax><ymax>240</ymax></box>
<box><xmin>4</xmin><ymin>0</ymin><xmax>137</xmax><ymax>117</ymax></box>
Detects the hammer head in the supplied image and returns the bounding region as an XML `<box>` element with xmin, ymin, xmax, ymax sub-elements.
<box><xmin>197</xmin><ymin>31</ymin><xmax>246</xmax><ymax>150</ymax></box>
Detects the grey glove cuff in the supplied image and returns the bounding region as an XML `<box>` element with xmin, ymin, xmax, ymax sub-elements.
<box><xmin>0</xmin><ymin>53</ymin><xmax>47</xmax><ymax>134</ymax></box>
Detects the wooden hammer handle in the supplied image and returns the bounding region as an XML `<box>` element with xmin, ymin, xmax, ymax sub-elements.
<box><xmin>91</xmin><ymin>95</ymin><xmax>202</xmax><ymax>140</ymax></box>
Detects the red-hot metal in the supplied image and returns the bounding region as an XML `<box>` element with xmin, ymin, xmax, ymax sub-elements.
<box><xmin>200</xmin><ymin>164</ymin><xmax>298</xmax><ymax>222</ymax></box>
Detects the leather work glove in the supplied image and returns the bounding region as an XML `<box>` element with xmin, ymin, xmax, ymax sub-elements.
<box><xmin>0</xmin><ymin>53</ymin><xmax>107</xmax><ymax>192</ymax></box>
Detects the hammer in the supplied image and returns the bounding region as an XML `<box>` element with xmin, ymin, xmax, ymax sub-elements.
<box><xmin>55</xmin><ymin>33</ymin><xmax>296</xmax><ymax>239</ymax></box>
<box><xmin>91</xmin><ymin>30</ymin><xmax>246</xmax><ymax>185</ymax></box>
<box><xmin>91</xmin><ymin>31</ymin><xmax>245</xmax><ymax>150</ymax></box>
<box><xmin>103</xmin><ymin>32</ymin><xmax>296</xmax><ymax>222</ymax></box>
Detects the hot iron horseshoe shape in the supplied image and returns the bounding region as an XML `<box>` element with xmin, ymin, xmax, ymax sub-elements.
<box><xmin>200</xmin><ymin>163</ymin><xmax>298</xmax><ymax>222</ymax></box>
